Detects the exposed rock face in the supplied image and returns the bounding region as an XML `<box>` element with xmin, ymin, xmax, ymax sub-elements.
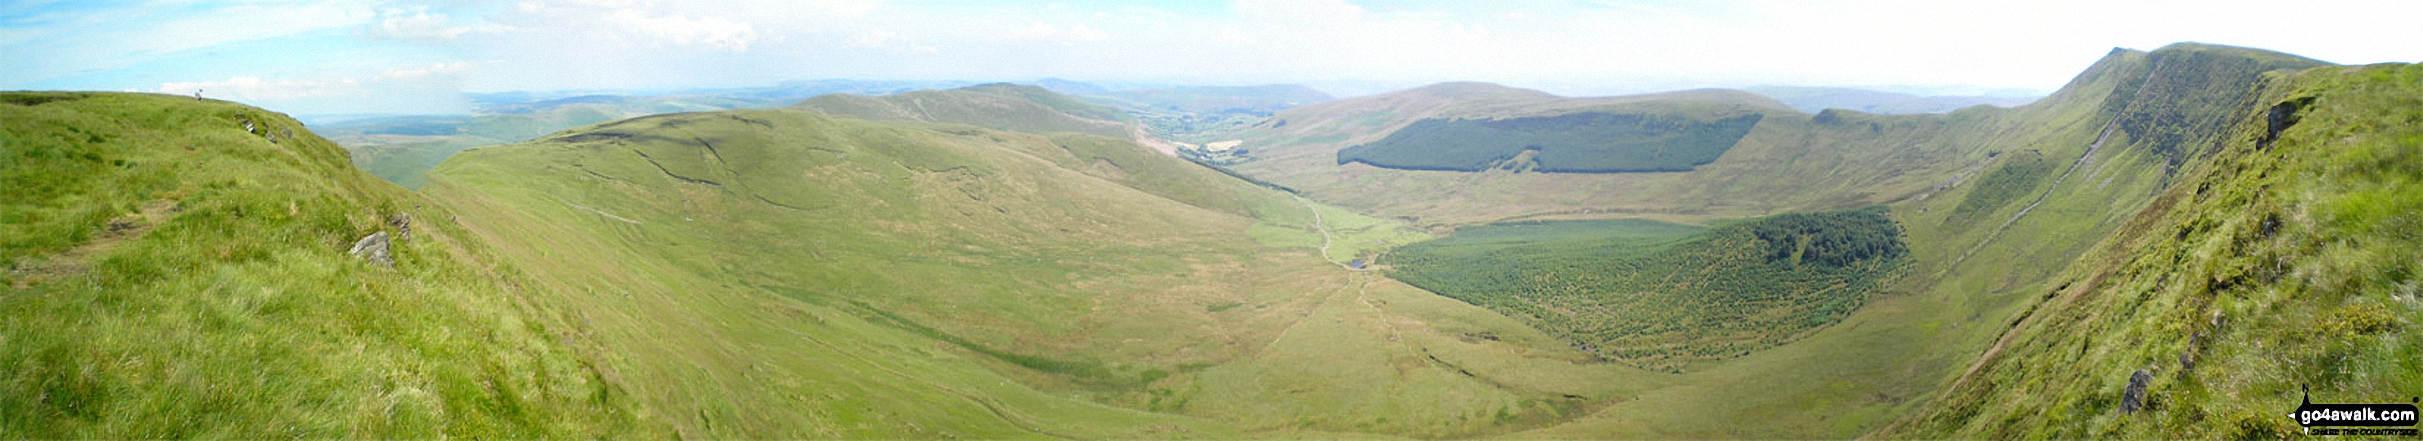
<box><xmin>348</xmin><ymin>231</ymin><xmax>391</xmax><ymax>268</ymax></box>
<box><xmin>388</xmin><ymin>213</ymin><xmax>413</xmax><ymax>241</ymax></box>
<box><xmin>2122</xmin><ymin>369</ymin><xmax>2153</xmax><ymax>413</ymax></box>
<box><xmin>2261</xmin><ymin>97</ymin><xmax>2313</xmax><ymax>151</ymax></box>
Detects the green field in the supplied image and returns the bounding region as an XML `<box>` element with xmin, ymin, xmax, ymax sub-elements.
<box><xmin>1883</xmin><ymin>60</ymin><xmax>2423</xmax><ymax>440</ymax></box>
<box><xmin>1336</xmin><ymin>112</ymin><xmax>1763</xmax><ymax>173</ymax></box>
<box><xmin>1</xmin><ymin>92</ymin><xmax>658</xmax><ymax>438</ymax></box>
<box><xmin>791</xmin><ymin>83</ymin><xmax>1133</xmax><ymax>139</ymax></box>
<box><xmin>1391</xmin><ymin>209</ymin><xmax>1909</xmax><ymax>371</ymax></box>
<box><xmin>4</xmin><ymin>41</ymin><xmax>2414</xmax><ymax>439</ymax></box>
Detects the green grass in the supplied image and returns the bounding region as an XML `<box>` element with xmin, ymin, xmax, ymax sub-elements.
<box><xmin>1336</xmin><ymin>112</ymin><xmax>1763</xmax><ymax>173</ymax></box>
<box><xmin>336</xmin><ymin>135</ymin><xmax>497</xmax><ymax>189</ymax></box>
<box><xmin>1882</xmin><ymin>61</ymin><xmax>2423</xmax><ymax>440</ymax></box>
<box><xmin>792</xmin><ymin>84</ymin><xmax>1132</xmax><ymax>138</ymax></box>
<box><xmin>419</xmin><ymin>107</ymin><xmax>1654</xmax><ymax>437</ymax></box>
<box><xmin>4</xmin><ymin>42</ymin><xmax>2393</xmax><ymax>439</ymax></box>
<box><xmin>1223</xmin><ymin>43</ymin><xmax>2346</xmax><ymax>438</ymax></box>
<box><xmin>1390</xmin><ymin>209</ymin><xmax>1909</xmax><ymax>371</ymax></box>
<box><xmin>1943</xmin><ymin>150</ymin><xmax>2053</xmax><ymax>229</ymax></box>
<box><xmin>0</xmin><ymin>92</ymin><xmax>658</xmax><ymax>438</ymax></box>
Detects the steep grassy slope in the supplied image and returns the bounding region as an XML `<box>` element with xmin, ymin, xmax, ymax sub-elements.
<box><xmin>0</xmin><ymin>92</ymin><xmax>658</xmax><ymax>437</ymax></box>
<box><xmin>7</xmin><ymin>42</ymin><xmax>2380</xmax><ymax>439</ymax></box>
<box><xmin>1226</xmin><ymin>45</ymin><xmax>2322</xmax><ymax>228</ymax></box>
<box><xmin>1508</xmin><ymin>42</ymin><xmax>2338</xmax><ymax>438</ymax></box>
<box><xmin>421</xmin><ymin>109</ymin><xmax>1682</xmax><ymax>438</ymax></box>
<box><xmin>1882</xmin><ymin>59</ymin><xmax>2420</xmax><ymax>440</ymax></box>
<box><xmin>790</xmin><ymin>83</ymin><xmax>1132</xmax><ymax>138</ymax></box>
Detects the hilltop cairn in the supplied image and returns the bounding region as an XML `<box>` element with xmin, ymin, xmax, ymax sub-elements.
<box><xmin>348</xmin><ymin>231</ymin><xmax>392</xmax><ymax>268</ymax></box>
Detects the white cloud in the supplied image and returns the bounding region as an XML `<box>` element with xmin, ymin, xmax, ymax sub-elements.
<box><xmin>158</xmin><ymin>60</ymin><xmax>479</xmax><ymax>101</ymax></box>
<box><xmin>998</xmin><ymin>22</ymin><xmax>1110</xmax><ymax>45</ymax></box>
<box><xmin>158</xmin><ymin>76</ymin><xmax>365</xmax><ymax>101</ymax></box>
<box><xmin>34</xmin><ymin>0</ymin><xmax>2423</xmax><ymax>110</ymax></box>
<box><xmin>373</xmin><ymin>61</ymin><xmax>483</xmax><ymax>82</ymax></box>
<box><xmin>132</xmin><ymin>2</ymin><xmax>372</xmax><ymax>55</ymax></box>
<box><xmin>361</xmin><ymin>6</ymin><xmax>503</xmax><ymax>41</ymax></box>
<box><xmin>846</xmin><ymin>29</ymin><xmax>900</xmax><ymax>48</ymax></box>
<box><xmin>603</xmin><ymin>9</ymin><xmax>760</xmax><ymax>52</ymax></box>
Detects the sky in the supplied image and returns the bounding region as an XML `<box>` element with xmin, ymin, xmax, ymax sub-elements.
<box><xmin>5</xmin><ymin>0</ymin><xmax>2420</xmax><ymax>115</ymax></box>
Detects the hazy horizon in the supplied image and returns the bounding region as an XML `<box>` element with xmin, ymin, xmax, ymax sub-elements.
<box><xmin>8</xmin><ymin>0</ymin><xmax>2419</xmax><ymax>115</ymax></box>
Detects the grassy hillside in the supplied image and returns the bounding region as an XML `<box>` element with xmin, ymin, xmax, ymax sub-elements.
<box><xmin>0</xmin><ymin>92</ymin><xmax>659</xmax><ymax>437</ymax></box>
<box><xmin>1499</xmin><ymin>43</ymin><xmax>2347</xmax><ymax>439</ymax></box>
<box><xmin>1091</xmin><ymin>85</ymin><xmax>1332</xmax><ymax>115</ymax></box>
<box><xmin>1882</xmin><ymin>59</ymin><xmax>2419</xmax><ymax>440</ymax></box>
<box><xmin>1223</xmin><ymin>45</ymin><xmax>2324</xmax><ymax>231</ymax></box>
<box><xmin>421</xmin><ymin>108</ymin><xmax>1696</xmax><ymax>438</ymax></box>
<box><xmin>1081</xmin><ymin>85</ymin><xmax>1333</xmax><ymax>144</ymax></box>
<box><xmin>6</xmin><ymin>42</ymin><xmax>2389</xmax><ymax>439</ymax></box>
<box><xmin>1336</xmin><ymin>112</ymin><xmax>1764</xmax><ymax>173</ymax></box>
<box><xmin>315</xmin><ymin>103</ymin><xmax>683</xmax><ymax>190</ymax></box>
<box><xmin>320</xmin><ymin>82</ymin><xmax>980</xmax><ymax>190</ymax></box>
<box><xmin>1745</xmin><ymin>86</ymin><xmax>2039</xmax><ymax>114</ymax></box>
<box><xmin>790</xmin><ymin>83</ymin><xmax>1132</xmax><ymax>138</ymax></box>
<box><xmin>1390</xmin><ymin>208</ymin><xmax>1909</xmax><ymax>371</ymax></box>
<box><xmin>1227</xmin><ymin>81</ymin><xmax>1995</xmax><ymax>226</ymax></box>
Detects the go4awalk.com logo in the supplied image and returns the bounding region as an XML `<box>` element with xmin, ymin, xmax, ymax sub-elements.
<box><xmin>2290</xmin><ymin>386</ymin><xmax>2419</xmax><ymax>436</ymax></box>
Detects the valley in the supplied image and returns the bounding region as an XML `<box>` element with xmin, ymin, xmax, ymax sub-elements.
<box><xmin>4</xmin><ymin>35</ymin><xmax>2416</xmax><ymax>441</ymax></box>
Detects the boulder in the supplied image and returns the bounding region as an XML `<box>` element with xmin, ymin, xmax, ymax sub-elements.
<box><xmin>2121</xmin><ymin>369</ymin><xmax>2153</xmax><ymax>413</ymax></box>
<box><xmin>348</xmin><ymin>231</ymin><xmax>391</xmax><ymax>268</ymax></box>
<box><xmin>388</xmin><ymin>213</ymin><xmax>413</xmax><ymax>241</ymax></box>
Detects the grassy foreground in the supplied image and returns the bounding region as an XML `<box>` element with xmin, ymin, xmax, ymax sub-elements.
<box><xmin>1</xmin><ymin>92</ymin><xmax>659</xmax><ymax>437</ymax></box>
<box><xmin>1884</xmin><ymin>61</ymin><xmax>2423</xmax><ymax>439</ymax></box>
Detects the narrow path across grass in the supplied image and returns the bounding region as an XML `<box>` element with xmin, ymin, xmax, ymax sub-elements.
<box><xmin>1295</xmin><ymin>194</ymin><xmax>1372</xmax><ymax>272</ymax></box>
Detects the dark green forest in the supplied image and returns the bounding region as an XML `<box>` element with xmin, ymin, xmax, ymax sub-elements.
<box><xmin>1388</xmin><ymin>208</ymin><xmax>1908</xmax><ymax>371</ymax></box>
<box><xmin>1335</xmin><ymin>112</ymin><xmax>1762</xmax><ymax>173</ymax></box>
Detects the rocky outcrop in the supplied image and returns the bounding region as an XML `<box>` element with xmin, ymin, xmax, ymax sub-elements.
<box><xmin>388</xmin><ymin>213</ymin><xmax>412</xmax><ymax>241</ymax></box>
<box><xmin>348</xmin><ymin>231</ymin><xmax>391</xmax><ymax>268</ymax></box>
<box><xmin>2121</xmin><ymin>369</ymin><xmax>2153</xmax><ymax>413</ymax></box>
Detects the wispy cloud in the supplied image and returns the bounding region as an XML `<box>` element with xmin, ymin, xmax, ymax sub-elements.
<box><xmin>10</xmin><ymin>0</ymin><xmax>2423</xmax><ymax>114</ymax></box>
<box><xmin>365</xmin><ymin>5</ymin><xmax>503</xmax><ymax>42</ymax></box>
<box><xmin>604</xmin><ymin>9</ymin><xmax>760</xmax><ymax>51</ymax></box>
<box><xmin>997</xmin><ymin>22</ymin><xmax>1110</xmax><ymax>45</ymax></box>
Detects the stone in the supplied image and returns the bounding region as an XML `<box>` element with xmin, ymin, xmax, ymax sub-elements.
<box><xmin>348</xmin><ymin>231</ymin><xmax>391</xmax><ymax>268</ymax></box>
<box><xmin>388</xmin><ymin>213</ymin><xmax>413</xmax><ymax>241</ymax></box>
<box><xmin>2121</xmin><ymin>369</ymin><xmax>2153</xmax><ymax>413</ymax></box>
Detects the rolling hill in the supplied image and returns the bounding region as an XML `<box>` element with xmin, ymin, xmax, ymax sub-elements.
<box><xmin>1335</xmin><ymin>111</ymin><xmax>1765</xmax><ymax>173</ymax></box>
<box><xmin>1745</xmin><ymin>86</ymin><xmax>2041</xmax><ymax>114</ymax></box>
<box><xmin>3</xmin><ymin>41</ymin><xmax>2411</xmax><ymax>440</ymax></box>
<box><xmin>0</xmin><ymin>92</ymin><xmax>661</xmax><ymax>438</ymax></box>
<box><xmin>317</xmin><ymin>79</ymin><xmax>985</xmax><ymax>190</ymax></box>
<box><xmin>1881</xmin><ymin>57</ymin><xmax>2422</xmax><ymax>440</ymax></box>
<box><xmin>789</xmin><ymin>83</ymin><xmax>1133</xmax><ymax>139</ymax></box>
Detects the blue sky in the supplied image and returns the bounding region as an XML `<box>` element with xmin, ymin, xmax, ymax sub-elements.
<box><xmin>6</xmin><ymin>0</ymin><xmax>2420</xmax><ymax>115</ymax></box>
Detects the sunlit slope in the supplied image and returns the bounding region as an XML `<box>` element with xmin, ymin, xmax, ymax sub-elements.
<box><xmin>791</xmin><ymin>83</ymin><xmax>1132</xmax><ymax>138</ymax></box>
<box><xmin>421</xmin><ymin>109</ymin><xmax>1673</xmax><ymax>437</ymax></box>
<box><xmin>0</xmin><ymin>92</ymin><xmax>658</xmax><ymax>437</ymax></box>
<box><xmin>1500</xmin><ymin>43</ymin><xmax>2330</xmax><ymax>438</ymax></box>
<box><xmin>1229</xmin><ymin>83</ymin><xmax>1981</xmax><ymax>225</ymax></box>
<box><xmin>1228</xmin><ymin>45</ymin><xmax>2319</xmax><ymax>227</ymax></box>
<box><xmin>1882</xmin><ymin>60</ymin><xmax>2419</xmax><ymax>440</ymax></box>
